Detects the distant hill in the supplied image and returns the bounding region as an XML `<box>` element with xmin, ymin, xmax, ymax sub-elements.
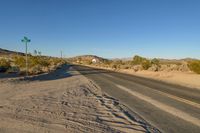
<box><xmin>111</xmin><ymin>57</ymin><xmax>132</xmax><ymax>61</ymax></box>
<box><xmin>114</xmin><ymin>56</ymin><xmax>198</xmax><ymax>63</ymax></box>
<box><xmin>157</xmin><ymin>58</ymin><xmax>198</xmax><ymax>64</ymax></box>
<box><xmin>0</xmin><ymin>48</ymin><xmax>25</xmax><ymax>56</ymax></box>
<box><xmin>68</xmin><ymin>55</ymin><xmax>109</xmax><ymax>63</ymax></box>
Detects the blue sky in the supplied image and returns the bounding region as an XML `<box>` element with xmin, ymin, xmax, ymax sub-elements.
<box><xmin>0</xmin><ymin>0</ymin><xmax>200</xmax><ymax>59</ymax></box>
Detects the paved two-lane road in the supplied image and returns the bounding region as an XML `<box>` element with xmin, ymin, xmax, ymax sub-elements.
<box><xmin>73</xmin><ymin>65</ymin><xmax>200</xmax><ymax>133</ymax></box>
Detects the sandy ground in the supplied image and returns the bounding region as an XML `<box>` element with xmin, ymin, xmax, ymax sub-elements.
<box><xmin>0</xmin><ymin>65</ymin><xmax>154</xmax><ymax>133</ymax></box>
<box><xmin>119</xmin><ymin>69</ymin><xmax>200</xmax><ymax>90</ymax></box>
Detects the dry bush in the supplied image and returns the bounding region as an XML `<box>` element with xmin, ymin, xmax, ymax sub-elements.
<box><xmin>14</xmin><ymin>56</ymin><xmax>26</xmax><ymax>68</ymax></box>
<box><xmin>0</xmin><ymin>58</ymin><xmax>11</xmax><ymax>68</ymax></box>
<box><xmin>120</xmin><ymin>65</ymin><xmax>131</xmax><ymax>69</ymax></box>
<box><xmin>132</xmin><ymin>55</ymin><xmax>146</xmax><ymax>65</ymax></box>
<box><xmin>151</xmin><ymin>58</ymin><xmax>160</xmax><ymax>65</ymax></box>
<box><xmin>142</xmin><ymin>60</ymin><xmax>151</xmax><ymax>70</ymax></box>
<box><xmin>29</xmin><ymin>56</ymin><xmax>50</xmax><ymax>67</ymax></box>
<box><xmin>188</xmin><ymin>60</ymin><xmax>200</xmax><ymax>74</ymax></box>
<box><xmin>132</xmin><ymin>55</ymin><xmax>152</xmax><ymax>70</ymax></box>
<box><xmin>0</xmin><ymin>58</ymin><xmax>11</xmax><ymax>72</ymax></box>
<box><xmin>13</xmin><ymin>55</ymin><xmax>66</xmax><ymax>75</ymax></box>
<box><xmin>50</xmin><ymin>58</ymin><xmax>65</xmax><ymax>65</ymax></box>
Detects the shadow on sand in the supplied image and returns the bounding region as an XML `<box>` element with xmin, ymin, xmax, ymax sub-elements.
<box><xmin>0</xmin><ymin>64</ymin><xmax>113</xmax><ymax>82</ymax></box>
<box><xmin>24</xmin><ymin>64</ymin><xmax>72</xmax><ymax>81</ymax></box>
<box><xmin>0</xmin><ymin>73</ymin><xmax>23</xmax><ymax>79</ymax></box>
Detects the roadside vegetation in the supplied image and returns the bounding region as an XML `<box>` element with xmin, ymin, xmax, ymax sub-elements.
<box><xmin>72</xmin><ymin>55</ymin><xmax>200</xmax><ymax>74</ymax></box>
<box><xmin>0</xmin><ymin>58</ymin><xmax>11</xmax><ymax>72</ymax></box>
<box><xmin>0</xmin><ymin>51</ymin><xmax>66</xmax><ymax>75</ymax></box>
<box><xmin>188</xmin><ymin>60</ymin><xmax>200</xmax><ymax>74</ymax></box>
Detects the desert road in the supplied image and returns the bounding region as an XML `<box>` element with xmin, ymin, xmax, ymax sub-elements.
<box><xmin>73</xmin><ymin>65</ymin><xmax>200</xmax><ymax>133</ymax></box>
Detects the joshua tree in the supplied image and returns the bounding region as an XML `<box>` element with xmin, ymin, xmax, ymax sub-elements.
<box><xmin>38</xmin><ymin>51</ymin><xmax>42</xmax><ymax>56</ymax></box>
<box><xmin>34</xmin><ymin>50</ymin><xmax>38</xmax><ymax>56</ymax></box>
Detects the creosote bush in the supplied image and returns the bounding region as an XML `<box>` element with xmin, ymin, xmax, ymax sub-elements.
<box><xmin>151</xmin><ymin>58</ymin><xmax>160</xmax><ymax>65</ymax></box>
<box><xmin>0</xmin><ymin>58</ymin><xmax>11</xmax><ymax>68</ymax></box>
<box><xmin>0</xmin><ymin>58</ymin><xmax>11</xmax><ymax>72</ymax></box>
<box><xmin>132</xmin><ymin>55</ymin><xmax>146</xmax><ymax>65</ymax></box>
<box><xmin>29</xmin><ymin>56</ymin><xmax>50</xmax><ymax>67</ymax></box>
<box><xmin>188</xmin><ymin>60</ymin><xmax>200</xmax><ymax>74</ymax></box>
<box><xmin>142</xmin><ymin>60</ymin><xmax>151</xmax><ymax>70</ymax></box>
<box><xmin>132</xmin><ymin>55</ymin><xmax>152</xmax><ymax>70</ymax></box>
<box><xmin>14</xmin><ymin>56</ymin><xmax>26</xmax><ymax>68</ymax></box>
<box><xmin>13</xmin><ymin>55</ymin><xmax>66</xmax><ymax>75</ymax></box>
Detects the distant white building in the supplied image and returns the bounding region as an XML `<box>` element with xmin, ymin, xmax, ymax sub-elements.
<box><xmin>92</xmin><ymin>58</ymin><xmax>97</xmax><ymax>63</ymax></box>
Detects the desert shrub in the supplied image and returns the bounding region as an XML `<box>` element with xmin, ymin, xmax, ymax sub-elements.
<box><xmin>85</xmin><ymin>60</ymin><xmax>92</xmax><ymax>65</ymax></box>
<box><xmin>29</xmin><ymin>56</ymin><xmax>40</xmax><ymax>67</ymax></box>
<box><xmin>14</xmin><ymin>56</ymin><xmax>26</xmax><ymax>68</ymax></box>
<box><xmin>29</xmin><ymin>56</ymin><xmax>51</xmax><ymax>67</ymax></box>
<box><xmin>50</xmin><ymin>58</ymin><xmax>65</xmax><ymax>66</ymax></box>
<box><xmin>0</xmin><ymin>58</ymin><xmax>11</xmax><ymax>72</ymax></box>
<box><xmin>39</xmin><ymin>59</ymin><xmax>50</xmax><ymax>67</ymax></box>
<box><xmin>188</xmin><ymin>61</ymin><xmax>200</xmax><ymax>74</ymax></box>
<box><xmin>142</xmin><ymin>60</ymin><xmax>151</xmax><ymax>70</ymax></box>
<box><xmin>109</xmin><ymin>60</ymin><xmax>123</xmax><ymax>69</ymax></box>
<box><xmin>6</xmin><ymin>66</ymin><xmax>20</xmax><ymax>73</ymax></box>
<box><xmin>13</xmin><ymin>55</ymin><xmax>66</xmax><ymax>75</ymax></box>
<box><xmin>102</xmin><ymin>60</ymin><xmax>112</xmax><ymax>66</ymax></box>
<box><xmin>121</xmin><ymin>65</ymin><xmax>131</xmax><ymax>69</ymax></box>
<box><xmin>115</xmin><ymin>60</ymin><xmax>123</xmax><ymax>65</ymax></box>
<box><xmin>151</xmin><ymin>58</ymin><xmax>160</xmax><ymax>65</ymax></box>
<box><xmin>132</xmin><ymin>55</ymin><xmax>151</xmax><ymax>70</ymax></box>
<box><xmin>132</xmin><ymin>55</ymin><xmax>146</xmax><ymax>65</ymax></box>
<box><xmin>111</xmin><ymin>64</ymin><xmax>117</xmax><ymax>69</ymax></box>
<box><xmin>0</xmin><ymin>58</ymin><xmax>11</xmax><ymax>68</ymax></box>
<box><xmin>28</xmin><ymin>65</ymin><xmax>43</xmax><ymax>75</ymax></box>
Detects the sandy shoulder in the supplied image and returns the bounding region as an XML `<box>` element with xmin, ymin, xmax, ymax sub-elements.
<box><xmin>0</xmin><ymin>66</ymin><xmax>154</xmax><ymax>133</ymax></box>
<box><xmin>84</xmin><ymin>65</ymin><xmax>200</xmax><ymax>90</ymax></box>
<box><xmin>119</xmin><ymin>69</ymin><xmax>200</xmax><ymax>90</ymax></box>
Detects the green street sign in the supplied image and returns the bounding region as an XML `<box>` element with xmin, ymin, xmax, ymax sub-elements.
<box><xmin>21</xmin><ymin>36</ymin><xmax>31</xmax><ymax>43</ymax></box>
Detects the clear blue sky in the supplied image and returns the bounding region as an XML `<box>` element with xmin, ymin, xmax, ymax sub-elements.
<box><xmin>0</xmin><ymin>0</ymin><xmax>199</xmax><ymax>59</ymax></box>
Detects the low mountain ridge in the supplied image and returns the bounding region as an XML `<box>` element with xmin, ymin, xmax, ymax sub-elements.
<box><xmin>0</xmin><ymin>48</ymin><xmax>25</xmax><ymax>56</ymax></box>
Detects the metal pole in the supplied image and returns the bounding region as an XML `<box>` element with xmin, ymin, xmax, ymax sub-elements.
<box><xmin>26</xmin><ymin>42</ymin><xmax>28</xmax><ymax>76</ymax></box>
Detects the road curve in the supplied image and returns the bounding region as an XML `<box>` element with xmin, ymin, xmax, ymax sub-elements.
<box><xmin>73</xmin><ymin>65</ymin><xmax>200</xmax><ymax>133</ymax></box>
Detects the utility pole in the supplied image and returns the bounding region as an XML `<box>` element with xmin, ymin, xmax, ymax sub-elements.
<box><xmin>21</xmin><ymin>36</ymin><xmax>31</xmax><ymax>77</ymax></box>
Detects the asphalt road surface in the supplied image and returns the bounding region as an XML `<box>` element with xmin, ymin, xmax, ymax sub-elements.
<box><xmin>73</xmin><ymin>65</ymin><xmax>200</xmax><ymax>133</ymax></box>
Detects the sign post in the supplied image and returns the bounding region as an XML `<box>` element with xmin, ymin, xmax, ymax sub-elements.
<box><xmin>21</xmin><ymin>36</ymin><xmax>31</xmax><ymax>77</ymax></box>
